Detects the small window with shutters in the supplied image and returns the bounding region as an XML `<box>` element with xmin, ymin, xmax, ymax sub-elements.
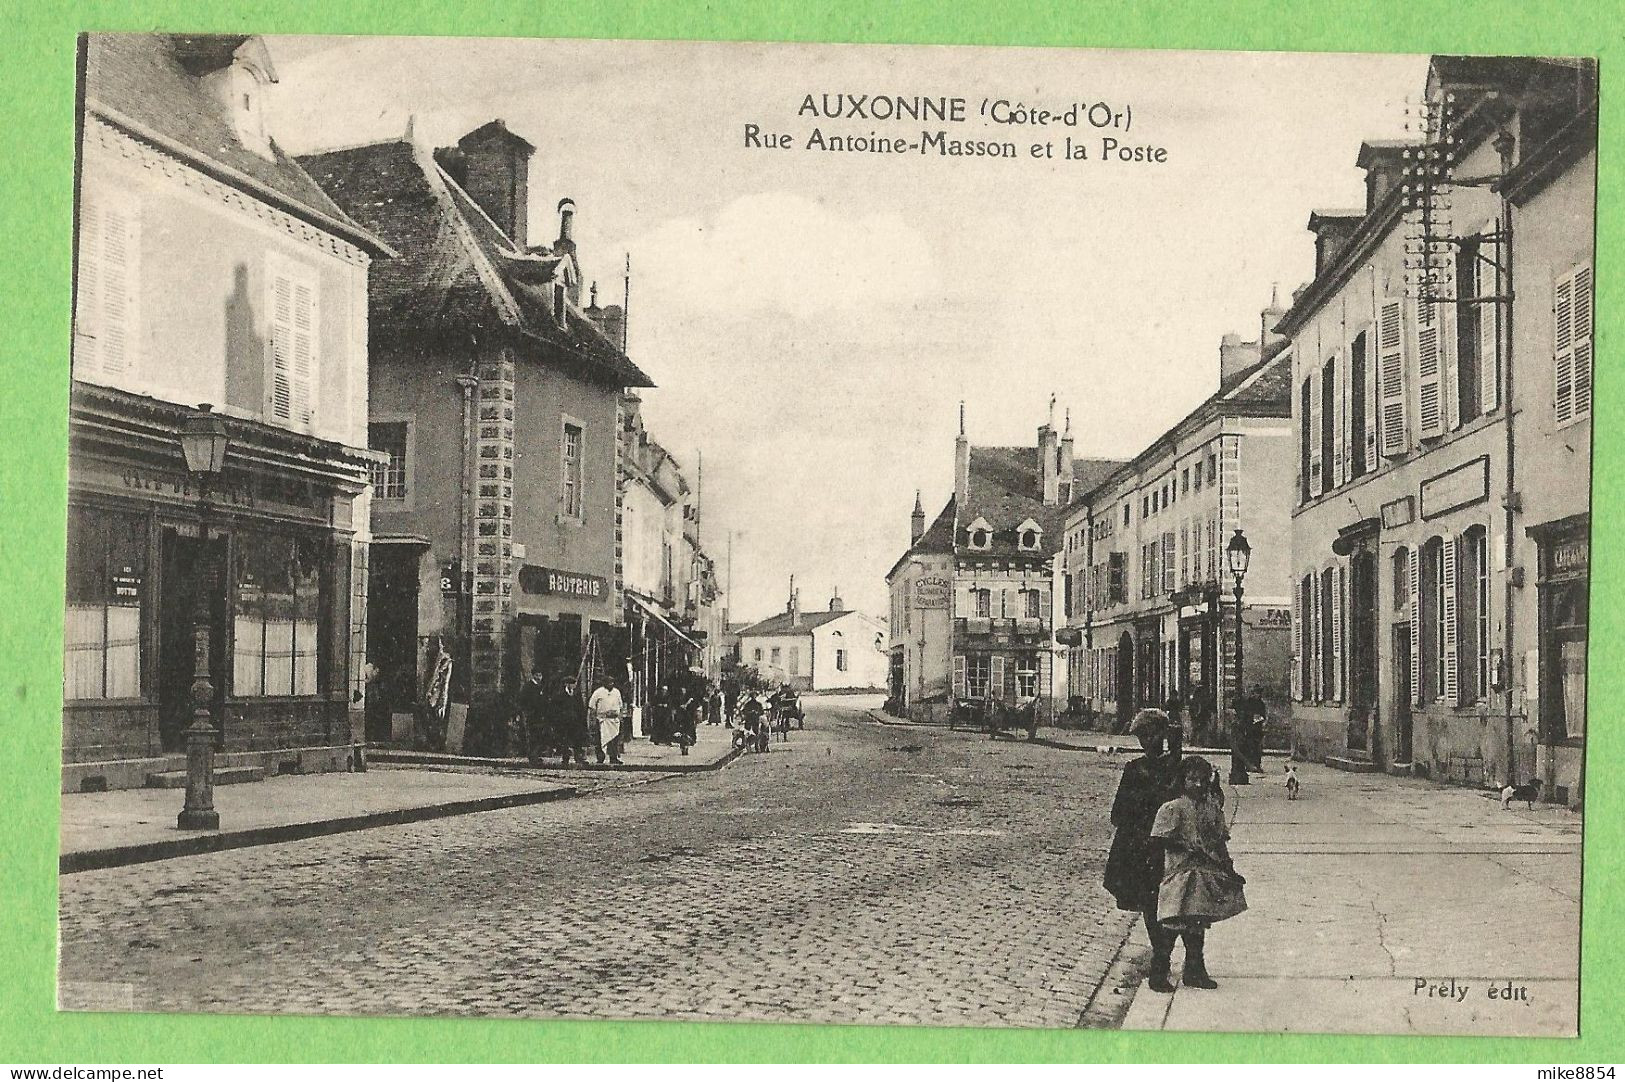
<box><xmin>266</xmin><ymin>254</ymin><xmax>319</xmax><ymax>431</ymax></box>
<box><xmin>1555</xmin><ymin>263</ymin><xmax>1594</xmax><ymax>427</ymax></box>
<box><xmin>73</xmin><ymin>192</ymin><xmax>142</xmax><ymax>384</ymax></box>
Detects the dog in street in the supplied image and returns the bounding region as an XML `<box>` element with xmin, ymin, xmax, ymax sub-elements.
<box><xmin>1501</xmin><ymin>779</ymin><xmax>1541</xmax><ymax>810</ymax></box>
<box><xmin>1284</xmin><ymin>763</ymin><xmax>1300</xmax><ymax>800</ymax></box>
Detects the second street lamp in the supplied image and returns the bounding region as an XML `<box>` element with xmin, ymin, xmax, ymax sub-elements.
<box><xmin>1225</xmin><ymin>529</ymin><xmax>1252</xmax><ymax>786</ymax></box>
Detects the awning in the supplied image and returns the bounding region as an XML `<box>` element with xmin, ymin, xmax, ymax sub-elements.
<box><xmin>627</xmin><ymin>593</ymin><xmax>702</xmax><ymax>650</ymax></box>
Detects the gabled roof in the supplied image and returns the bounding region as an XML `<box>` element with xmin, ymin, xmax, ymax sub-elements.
<box><xmin>83</xmin><ymin>34</ymin><xmax>390</xmax><ymax>258</ymax></box>
<box><xmin>959</xmin><ymin>448</ymin><xmax>1126</xmax><ymax>559</ymax></box>
<box><xmin>298</xmin><ymin>137</ymin><xmax>654</xmax><ymax>389</ymax></box>
<box><xmin>736</xmin><ymin>609</ymin><xmax>848</xmax><ymax>637</ymax></box>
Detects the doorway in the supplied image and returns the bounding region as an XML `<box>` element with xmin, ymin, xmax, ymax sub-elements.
<box><xmin>1392</xmin><ymin>623</ymin><xmax>1413</xmax><ymax>764</ymax></box>
<box><xmin>366</xmin><ymin>544</ymin><xmax>422</xmax><ymax>743</ymax></box>
<box><xmin>1348</xmin><ymin>550</ymin><xmax>1378</xmax><ymax>756</ymax></box>
<box><xmin>158</xmin><ymin>530</ymin><xmax>226</xmax><ymax>753</ymax></box>
<box><xmin>1115</xmin><ymin>631</ymin><xmax>1135</xmax><ymax>731</ymax></box>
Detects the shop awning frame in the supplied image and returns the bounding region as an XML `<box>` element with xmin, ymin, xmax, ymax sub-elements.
<box><xmin>627</xmin><ymin>592</ymin><xmax>702</xmax><ymax>650</ymax></box>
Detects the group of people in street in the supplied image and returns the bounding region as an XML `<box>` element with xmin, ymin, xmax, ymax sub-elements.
<box><xmin>1104</xmin><ymin>708</ymin><xmax>1248</xmax><ymax>994</ymax></box>
<box><xmin>516</xmin><ymin>669</ymin><xmax>627</xmax><ymax>767</ymax></box>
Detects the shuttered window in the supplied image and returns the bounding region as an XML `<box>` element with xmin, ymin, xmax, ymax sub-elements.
<box><xmin>1161</xmin><ymin>532</ymin><xmax>1175</xmax><ymax>594</ymax></box>
<box><xmin>952</xmin><ymin>655</ymin><xmax>966</xmax><ymax>698</ymax></box>
<box><xmin>1299</xmin><ymin>376</ymin><xmax>1313</xmax><ymax>502</ymax></box>
<box><xmin>1555</xmin><ymin>263</ymin><xmax>1594</xmax><ymax>426</ymax></box>
<box><xmin>1409</xmin><ymin>544</ymin><xmax>1423</xmax><ymax>707</ymax></box>
<box><xmin>1416</xmin><ymin>300</ymin><xmax>1445</xmax><ymax>439</ymax></box>
<box><xmin>1479</xmin><ymin>220</ymin><xmax>1503</xmax><ymax>416</ymax></box>
<box><xmin>1330</xmin><ymin>563</ymin><xmax>1345</xmax><ymax>704</ymax></box>
<box><xmin>73</xmin><ymin>194</ymin><xmax>141</xmax><ymax>383</ymax></box>
<box><xmin>267</xmin><ymin>256</ymin><xmax>319</xmax><ymax>429</ymax></box>
<box><xmin>990</xmin><ymin>655</ymin><xmax>1006</xmax><ymax>701</ymax></box>
<box><xmin>1350</xmin><ymin>332</ymin><xmax>1370</xmax><ymax>480</ymax></box>
<box><xmin>1291</xmin><ymin>576</ymin><xmax>1306</xmax><ymax>702</ymax></box>
<box><xmin>1441</xmin><ymin>537</ymin><xmax>1459</xmax><ymax>704</ymax></box>
<box><xmin>1377</xmin><ymin>298</ymin><xmax>1407</xmax><ymax>456</ymax></box>
<box><xmin>1308</xmin><ymin>368</ymin><xmax>1323</xmax><ymax>495</ymax></box>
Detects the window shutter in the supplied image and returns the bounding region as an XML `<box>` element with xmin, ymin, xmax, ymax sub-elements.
<box><xmin>1378</xmin><ymin>299</ymin><xmax>1407</xmax><ymax>455</ymax></box>
<box><xmin>990</xmin><ymin>655</ymin><xmax>1006</xmax><ymax>700</ymax></box>
<box><xmin>1309</xmin><ymin>371</ymin><xmax>1323</xmax><ymax>496</ymax></box>
<box><xmin>1310</xmin><ymin>573</ymin><xmax>1322</xmax><ymax>702</ymax></box>
<box><xmin>1162</xmin><ymin>532</ymin><xmax>1175</xmax><ymax>594</ymax></box>
<box><xmin>1443</xmin><ymin>537</ymin><xmax>1459</xmax><ymax>705</ymax></box>
<box><xmin>74</xmin><ymin>199</ymin><xmax>141</xmax><ymax>382</ymax></box>
<box><xmin>1478</xmin><ymin>220</ymin><xmax>1501</xmax><ymax>414</ymax></box>
<box><xmin>1335</xmin><ymin>349</ymin><xmax>1349</xmax><ymax>486</ymax></box>
<box><xmin>269</xmin><ymin>261</ymin><xmax>318</xmax><ymax>428</ymax></box>
<box><xmin>1416</xmin><ymin>299</ymin><xmax>1445</xmax><ymax>439</ymax></box>
<box><xmin>1331</xmin><ymin>563</ymin><xmax>1345</xmax><ymax>703</ymax></box>
<box><xmin>1291</xmin><ymin>579</ymin><xmax>1303</xmax><ymax>702</ymax></box>
<box><xmin>1439</xmin><ymin>258</ymin><xmax>1460</xmax><ymax>431</ymax></box>
<box><xmin>1573</xmin><ymin>264</ymin><xmax>1594</xmax><ymax>421</ymax></box>
<box><xmin>73</xmin><ymin>203</ymin><xmax>104</xmax><ymax>378</ymax></box>
<box><xmin>1363</xmin><ymin>333</ymin><xmax>1379</xmax><ymax>471</ymax></box>
<box><xmin>952</xmin><ymin>655</ymin><xmax>966</xmax><ymax>698</ymax></box>
<box><xmin>1409</xmin><ymin>551</ymin><xmax>1423</xmax><ymax>707</ymax></box>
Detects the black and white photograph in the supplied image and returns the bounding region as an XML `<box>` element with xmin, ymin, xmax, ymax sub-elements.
<box><xmin>57</xmin><ymin>32</ymin><xmax>1596</xmax><ymax>1038</ymax></box>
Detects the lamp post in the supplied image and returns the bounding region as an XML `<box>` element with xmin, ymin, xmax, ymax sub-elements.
<box><xmin>177</xmin><ymin>404</ymin><xmax>229</xmax><ymax>830</ymax></box>
<box><xmin>1225</xmin><ymin>528</ymin><xmax>1252</xmax><ymax>786</ymax></box>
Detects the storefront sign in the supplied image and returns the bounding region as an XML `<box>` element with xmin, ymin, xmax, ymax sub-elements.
<box><xmin>519</xmin><ymin>564</ymin><xmax>606</xmax><ymax>599</ymax></box>
<box><xmin>1254</xmin><ymin>607</ymin><xmax>1291</xmax><ymax>628</ymax></box>
<box><xmin>1552</xmin><ymin>538</ymin><xmax>1589</xmax><ymax>575</ymax></box>
<box><xmin>1420</xmin><ymin>456</ymin><xmax>1489</xmax><ymax>520</ymax></box>
<box><xmin>111</xmin><ymin>571</ymin><xmax>142</xmax><ymax>600</ymax></box>
<box><xmin>73</xmin><ymin>458</ymin><xmax>331</xmax><ymax>523</ymax></box>
<box><xmin>913</xmin><ymin>575</ymin><xmax>951</xmax><ymax>609</ymax></box>
<box><xmin>1380</xmin><ymin>496</ymin><xmax>1415</xmax><ymax>529</ymax></box>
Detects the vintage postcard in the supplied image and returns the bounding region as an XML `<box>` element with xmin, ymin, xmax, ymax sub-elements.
<box><xmin>56</xmin><ymin>33</ymin><xmax>1595</xmax><ymax>1038</ymax></box>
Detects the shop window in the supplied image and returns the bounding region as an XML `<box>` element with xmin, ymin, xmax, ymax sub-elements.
<box><xmin>234</xmin><ymin>532</ymin><xmax>323</xmax><ymax>697</ymax></box>
<box><xmin>368</xmin><ymin>421</ymin><xmax>410</xmax><ymax>500</ymax></box>
<box><xmin>64</xmin><ymin>507</ymin><xmax>146</xmax><ymax>700</ymax></box>
<box><xmin>1016</xmin><ymin>654</ymin><xmax>1038</xmax><ymax>698</ymax></box>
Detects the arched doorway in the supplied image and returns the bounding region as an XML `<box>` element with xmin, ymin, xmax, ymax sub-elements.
<box><xmin>1116</xmin><ymin>630</ymin><xmax>1136</xmax><ymax>732</ymax></box>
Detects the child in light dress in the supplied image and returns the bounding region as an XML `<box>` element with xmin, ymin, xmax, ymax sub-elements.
<box><xmin>1150</xmin><ymin>756</ymin><xmax>1247</xmax><ymax>989</ymax></box>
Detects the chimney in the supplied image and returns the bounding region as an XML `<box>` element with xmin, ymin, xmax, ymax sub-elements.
<box><xmin>910</xmin><ymin>490</ymin><xmax>926</xmax><ymax>544</ymax></box>
<box><xmin>444</xmin><ymin>120</ymin><xmax>535</xmax><ymax>247</ymax></box>
<box><xmin>585</xmin><ymin>281</ymin><xmax>627</xmax><ymax>348</ymax></box>
<box><xmin>1357</xmin><ymin>140</ymin><xmax>1412</xmax><ymax>214</ymax></box>
<box><xmin>788</xmin><ymin>576</ymin><xmax>800</xmax><ymax>627</ymax></box>
<box><xmin>1260</xmin><ymin>283</ymin><xmax>1288</xmax><ymax>354</ymax></box>
<box><xmin>1039</xmin><ymin>395</ymin><xmax>1060</xmax><ymax>506</ymax></box>
<box><xmin>556</xmin><ymin>197</ymin><xmax>576</xmax><ymax>255</ymax></box>
<box><xmin>1220</xmin><ymin>332</ymin><xmax>1262</xmax><ymax>386</ymax></box>
<box><xmin>1307</xmin><ymin>209</ymin><xmax>1363</xmax><ymax>279</ymax></box>
<box><xmin>830</xmin><ymin>588</ymin><xmax>844</xmax><ymax>613</ymax></box>
<box><xmin>1059</xmin><ymin>409</ymin><xmax>1076</xmax><ymax>501</ymax></box>
<box><xmin>953</xmin><ymin>403</ymin><xmax>970</xmax><ymax>528</ymax></box>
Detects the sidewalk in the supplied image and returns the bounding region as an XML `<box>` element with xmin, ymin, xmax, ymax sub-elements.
<box><xmin>61</xmin><ymin>726</ymin><xmax>741</xmax><ymax>874</ymax></box>
<box><xmin>1118</xmin><ymin>762</ymin><xmax>1582</xmax><ymax>1037</ymax></box>
<box><xmin>367</xmin><ymin>718</ymin><xmax>740</xmax><ymax>773</ymax></box>
<box><xmin>60</xmin><ymin>768</ymin><xmax>576</xmax><ymax>874</ymax></box>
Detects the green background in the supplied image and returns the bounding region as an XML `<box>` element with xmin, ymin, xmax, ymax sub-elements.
<box><xmin>1</xmin><ymin>0</ymin><xmax>1614</xmax><ymax>1063</ymax></box>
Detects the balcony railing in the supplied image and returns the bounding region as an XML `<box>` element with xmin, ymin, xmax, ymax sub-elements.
<box><xmin>955</xmin><ymin>617</ymin><xmax>1049</xmax><ymax>641</ymax></box>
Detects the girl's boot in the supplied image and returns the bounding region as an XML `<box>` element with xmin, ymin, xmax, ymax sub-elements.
<box><xmin>1181</xmin><ymin>930</ymin><xmax>1219</xmax><ymax>989</ymax></box>
<box><xmin>1146</xmin><ymin>916</ymin><xmax>1176</xmax><ymax>994</ymax></box>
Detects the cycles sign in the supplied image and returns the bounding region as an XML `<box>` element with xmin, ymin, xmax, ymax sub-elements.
<box><xmin>913</xmin><ymin>575</ymin><xmax>952</xmax><ymax>609</ymax></box>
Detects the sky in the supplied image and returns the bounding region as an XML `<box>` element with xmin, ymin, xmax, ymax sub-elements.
<box><xmin>262</xmin><ymin>36</ymin><xmax>1427</xmax><ymax>625</ymax></box>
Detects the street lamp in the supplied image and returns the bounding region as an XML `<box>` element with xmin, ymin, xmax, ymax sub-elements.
<box><xmin>1225</xmin><ymin>529</ymin><xmax>1252</xmax><ymax>786</ymax></box>
<box><xmin>176</xmin><ymin>404</ymin><xmax>228</xmax><ymax>830</ymax></box>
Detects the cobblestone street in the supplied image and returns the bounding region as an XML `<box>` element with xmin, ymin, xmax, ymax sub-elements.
<box><xmin>59</xmin><ymin>697</ymin><xmax>1136</xmax><ymax>1028</ymax></box>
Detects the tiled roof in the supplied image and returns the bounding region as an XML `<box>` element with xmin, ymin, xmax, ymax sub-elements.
<box><xmin>83</xmin><ymin>34</ymin><xmax>388</xmax><ymax>257</ymax></box>
<box><xmin>736</xmin><ymin>609</ymin><xmax>848</xmax><ymax>637</ymax></box>
<box><xmin>298</xmin><ymin>138</ymin><xmax>655</xmax><ymax>388</ymax></box>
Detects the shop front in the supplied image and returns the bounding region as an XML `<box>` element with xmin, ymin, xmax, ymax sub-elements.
<box><xmin>1530</xmin><ymin>514</ymin><xmax>1588</xmax><ymax>807</ymax></box>
<box><xmin>624</xmin><ymin>592</ymin><xmax>701</xmax><ymax>738</ymax></box>
<box><xmin>63</xmin><ymin>387</ymin><xmax>370</xmax><ymax>792</ymax></box>
<box><xmin>515</xmin><ymin>564</ymin><xmax>627</xmax><ymax>734</ymax></box>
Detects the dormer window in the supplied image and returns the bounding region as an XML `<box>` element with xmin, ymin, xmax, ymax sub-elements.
<box><xmin>193</xmin><ymin>38</ymin><xmax>279</xmax><ymax>161</ymax></box>
<box><xmin>966</xmin><ymin>516</ymin><xmax>993</xmax><ymax>551</ymax></box>
<box><xmin>1016</xmin><ymin>518</ymin><xmax>1043</xmax><ymax>552</ymax></box>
